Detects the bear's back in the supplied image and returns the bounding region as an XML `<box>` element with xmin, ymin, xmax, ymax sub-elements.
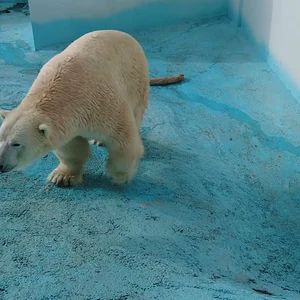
<box><xmin>24</xmin><ymin>30</ymin><xmax>150</xmax><ymax>127</ymax></box>
<box><xmin>29</xmin><ymin>30</ymin><xmax>148</xmax><ymax>101</ymax></box>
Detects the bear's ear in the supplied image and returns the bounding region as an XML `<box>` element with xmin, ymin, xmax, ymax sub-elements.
<box><xmin>0</xmin><ymin>109</ymin><xmax>10</xmax><ymax>121</ymax></box>
<box><xmin>38</xmin><ymin>123</ymin><xmax>51</xmax><ymax>138</ymax></box>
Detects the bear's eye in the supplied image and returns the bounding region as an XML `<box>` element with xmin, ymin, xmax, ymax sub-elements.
<box><xmin>11</xmin><ymin>143</ymin><xmax>21</xmax><ymax>148</ymax></box>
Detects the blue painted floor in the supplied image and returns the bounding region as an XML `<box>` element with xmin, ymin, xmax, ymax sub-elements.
<box><xmin>1</xmin><ymin>3</ymin><xmax>300</xmax><ymax>300</ymax></box>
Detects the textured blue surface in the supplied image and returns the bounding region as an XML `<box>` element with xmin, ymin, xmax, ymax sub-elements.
<box><xmin>1</xmin><ymin>5</ymin><xmax>300</xmax><ymax>300</ymax></box>
<box><xmin>30</xmin><ymin>0</ymin><xmax>227</xmax><ymax>50</ymax></box>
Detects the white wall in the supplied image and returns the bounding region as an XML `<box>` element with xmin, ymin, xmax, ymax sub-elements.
<box><xmin>240</xmin><ymin>0</ymin><xmax>300</xmax><ymax>100</ymax></box>
<box><xmin>268</xmin><ymin>1</ymin><xmax>300</xmax><ymax>100</ymax></box>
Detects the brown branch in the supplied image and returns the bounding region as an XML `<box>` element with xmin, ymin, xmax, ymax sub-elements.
<box><xmin>150</xmin><ymin>74</ymin><xmax>184</xmax><ymax>86</ymax></box>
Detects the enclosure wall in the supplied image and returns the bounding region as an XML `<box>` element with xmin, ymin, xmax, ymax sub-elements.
<box><xmin>228</xmin><ymin>0</ymin><xmax>240</xmax><ymax>25</ymax></box>
<box><xmin>28</xmin><ymin>0</ymin><xmax>228</xmax><ymax>50</ymax></box>
<box><xmin>237</xmin><ymin>0</ymin><xmax>300</xmax><ymax>101</ymax></box>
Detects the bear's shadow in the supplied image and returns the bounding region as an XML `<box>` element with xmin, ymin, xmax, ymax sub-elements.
<box><xmin>74</xmin><ymin>137</ymin><xmax>196</xmax><ymax>192</ymax></box>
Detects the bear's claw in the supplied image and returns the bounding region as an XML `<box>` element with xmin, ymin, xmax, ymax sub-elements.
<box><xmin>89</xmin><ymin>139</ymin><xmax>105</xmax><ymax>147</ymax></box>
<box><xmin>47</xmin><ymin>169</ymin><xmax>82</xmax><ymax>187</ymax></box>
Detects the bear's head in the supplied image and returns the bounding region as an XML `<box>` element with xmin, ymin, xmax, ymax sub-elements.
<box><xmin>0</xmin><ymin>108</ymin><xmax>54</xmax><ymax>173</ymax></box>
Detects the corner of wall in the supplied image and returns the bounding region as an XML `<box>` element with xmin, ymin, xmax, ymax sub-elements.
<box><xmin>228</xmin><ymin>0</ymin><xmax>243</xmax><ymax>27</ymax></box>
<box><xmin>239</xmin><ymin>0</ymin><xmax>300</xmax><ymax>102</ymax></box>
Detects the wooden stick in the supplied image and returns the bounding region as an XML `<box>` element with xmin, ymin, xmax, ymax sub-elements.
<box><xmin>149</xmin><ymin>74</ymin><xmax>184</xmax><ymax>86</ymax></box>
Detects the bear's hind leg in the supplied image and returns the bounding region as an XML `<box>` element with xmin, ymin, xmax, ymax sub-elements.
<box><xmin>105</xmin><ymin>116</ymin><xmax>144</xmax><ymax>184</ymax></box>
<box><xmin>134</xmin><ymin>105</ymin><xmax>146</xmax><ymax>130</ymax></box>
<box><xmin>47</xmin><ymin>136</ymin><xmax>91</xmax><ymax>187</ymax></box>
<box><xmin>106</xmin><ymin>140</ymin><xmax>144</xmax><ymax>184</ymax></box>
<box><xmin>133</xmin><ymin>85</ymin><xmax>149</xmax><ymax>130</ymax></box>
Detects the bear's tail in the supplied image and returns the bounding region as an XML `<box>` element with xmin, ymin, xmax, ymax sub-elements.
<box><xmin>149</xmin><ymin>74</ymin><xmax>184</xmax><ymax>86</ymax></box>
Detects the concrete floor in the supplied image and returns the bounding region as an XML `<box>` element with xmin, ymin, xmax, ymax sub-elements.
<box><xmin>0</xmin><ymin>3</ymin><xmax>300</xmax><ymax>300</ymax></box>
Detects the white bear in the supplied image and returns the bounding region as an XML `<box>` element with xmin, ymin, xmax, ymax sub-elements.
<box><xmin>0</xmin><ymin>30</ymin><xmax>184</xmax><ymax>187</ymax></box>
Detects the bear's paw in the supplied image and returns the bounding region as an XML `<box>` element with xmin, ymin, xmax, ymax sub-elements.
<box><xmin>89</xmin><ymin>139</ymin><xmax>105</xmax><ymax>147</ymax></box>
<box><xmin>47</xmin><ymin>169</ymin><xmax>83</xmax><ymax>187</ymax></box>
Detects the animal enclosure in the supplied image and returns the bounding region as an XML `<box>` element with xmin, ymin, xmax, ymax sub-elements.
<box><xmin>0</xmin><ymin>0</ymin><xmax>299</xmax><ymax>299</ymax></box>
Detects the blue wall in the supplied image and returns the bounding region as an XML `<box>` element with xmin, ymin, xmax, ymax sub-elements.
<box><xmin>0</xmin><ymin>0</ymin><xmax>27</xmax><ymax>3</ymax></box>
<box><xmin>29</xmin><ymin>0</ymin><xmax>228</xmax><ymax>50</ymax></box>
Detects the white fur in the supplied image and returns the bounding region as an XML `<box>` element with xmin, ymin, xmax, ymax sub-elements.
<box><xmin>0</xmin><ymin>30</ymin><xmax>149</xmax><ymax>186</ymax></box>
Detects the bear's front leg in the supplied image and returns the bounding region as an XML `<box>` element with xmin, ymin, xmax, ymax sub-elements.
<box><xmin>47</xmin><ymin>136</ymin><xmax>91</xmax><ymax>187</ymax></box>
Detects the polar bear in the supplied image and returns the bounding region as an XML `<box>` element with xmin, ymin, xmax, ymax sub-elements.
<box><xmin>0</xmin><ymin>30</ymin><xmax>184</xmax><ymax>187</ymax></box>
